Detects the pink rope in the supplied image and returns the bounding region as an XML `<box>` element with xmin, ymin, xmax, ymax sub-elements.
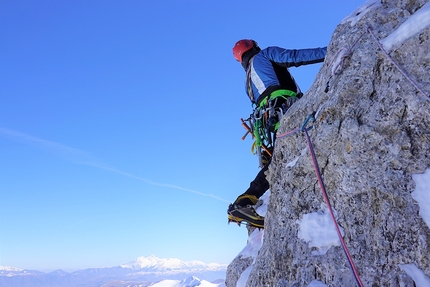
<box><xmin>276</xmin><ymin>127</ymin><xmax>300</xmax><ymax>138</ymax></box>
<box><xmin>303</xmin><ymin>128</ymin><xmax>364</xmax><ymax>287</ymax></box>
<box><xmin>277</xmin><ymin>117</ymin><xmax>364</xmax><ymax>287</ymax></box>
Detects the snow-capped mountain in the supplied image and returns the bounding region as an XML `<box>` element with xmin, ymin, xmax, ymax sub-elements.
<box><xmin>121</xmin><ymin>255</ymin><xmax>226</xmax><ymax>273</ymax></box>
<box><xmin>0</xmin><ymin>266</ymin><xmax>44</xmax><ymax>276</ymax></box>
<box><xmin>149</xmin><ymin>276</ymin><xmax>223</xmax><ymax>287</ymax></box>
<box><xmin>0</xmin><ymin>256</ymin><xmax>226</xmax><ymax>287</ymax></box>
<box><xmin>0</xmin><ymin>266</ymin><xmax>21</xmax><ymax>271</ymax></box>
<box><xmin>0</xmin><ymin>266</ymin><xmax>22</xmax><ymax>275</ymax></box>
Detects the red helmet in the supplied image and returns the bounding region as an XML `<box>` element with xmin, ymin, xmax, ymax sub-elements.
<box><xmin>233</xmin><ymin>39</ymin><xmax>258</xmax><ymax>63</ymax></box>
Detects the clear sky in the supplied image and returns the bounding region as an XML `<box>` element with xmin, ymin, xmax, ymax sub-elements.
<box><xmin>1</xmin><ymin>0</ymin><xmax>366</xmax><ymax>272</ymax></box>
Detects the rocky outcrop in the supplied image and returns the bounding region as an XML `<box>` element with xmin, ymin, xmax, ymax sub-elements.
<box><xmin>227</xmin><ymin>0</ymin><xmax>430</xmax><ymax>286</ymax></box>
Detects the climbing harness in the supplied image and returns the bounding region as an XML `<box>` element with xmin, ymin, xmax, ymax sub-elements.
<box><xmin>277</xmin><ymin>114</ymin><xmax>365</xmax><ymax>287</ymax></box>
<box><xmin>241</xmin><ymin>90</ymin><xmax>297</xmax><ymax>168</ymax></box>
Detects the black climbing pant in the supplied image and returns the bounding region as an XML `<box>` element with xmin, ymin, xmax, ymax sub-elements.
<box><xmin>233</xmin><ymin>159</ymin><xmax>271</xmax><ymax>206</ymax></box>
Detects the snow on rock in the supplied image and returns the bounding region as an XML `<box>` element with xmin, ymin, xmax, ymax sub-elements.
<box><xmin>237</xmin><ymin>229</ymin><xmax>264</xmax><ymax>259</ymax></box>
<box><xmin>236</xmin><ymin>265</ymin><xmax>252</xmax><ymax>287</ymax></box>
<box><xmin>412</xmin><ymin>168</ymin><xmax>430</xmax><ymax>229</ymax></box>
<box><xmin>297</xmin><ymin>205</ymin><xmax>343</xmax><ymax>256</ymax></box>
<box><xmin>307</xmin><ymin>280</ymin><xmax>328</xmax><ymax>287</ymax></box>
<box><xmin>255</xmin><ymin>190</ymin><xmax>270</xmax><ymax>217</ymax></box>
<box><xmin>381</xmin><ymin>1</ymin><xmax>430</xmax><ymax>52</ymax></box>
<box><xmin>286</xmin><ymin>148</ymin><xmax>307</xmax><ymax>168</ymax></box>
<box><xmin>341</xmin><ymin>0</ymin><xmax>381</xmax><ymax>26</ymax></box>
<box><xmin>225</xmin><ymin>220</ymin><xmax>265</xmax><ymax>287</ymax></box>
<box><xmin>399</xmin><ymin>264</ymin><xmax>430</xmax><ymax>287</ymax></box>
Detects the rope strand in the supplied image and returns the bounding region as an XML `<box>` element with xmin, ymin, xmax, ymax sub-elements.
<box><xmin>367</xmin><ymin>26</ymin><xmax>429</xmax><ymax>99</ymax></box>
<box><xmin>303</xmin><ymin>128</ymin><xmax>364</xmax><ymax>287</ymax></box>
<box><xmin>277</xmin><ymin>115</ymin><xmax>364</xmax><ymax>287</ymax></box>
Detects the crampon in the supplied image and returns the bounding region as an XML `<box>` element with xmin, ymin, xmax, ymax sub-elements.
<box><xmin>227</xmin><ymin>204</ymin><xmax>264</xmax><ymax>229</ymax></box>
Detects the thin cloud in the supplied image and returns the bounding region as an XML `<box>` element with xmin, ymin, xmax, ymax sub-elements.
<box><xmin>0</xmin><ymin>127</ymin><xmax>101</xmax><ymax>165</ymax></box>
<box><xmin>86</xmin><ymin>163</ymin><xmax>230</xmax><ymax>203</ymax></box>
<box><xmin>0</xmin><ymin>127</ymin><xmax>229</xmax><ymax>203</ymax></box>
<box><xmin>66</xmin><ymin>217</ymin><xmax>89</xmax><ymax>230</ymax></box>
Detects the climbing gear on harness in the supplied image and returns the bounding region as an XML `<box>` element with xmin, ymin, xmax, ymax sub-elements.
<box><xmin>241</xmin><ymin>90</ymin><xmax>298</xmax><ymax>168</ymax></box>
<box><xmin>227</xmin><ymin>203</ymin><xmax>264</xmax><ymax>228</ymax></box>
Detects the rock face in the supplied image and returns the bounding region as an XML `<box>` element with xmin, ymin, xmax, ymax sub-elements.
<box><xmin>226</xmin><ymin>0</ymin><xmax>430</xmax><ymax>286</ymax></box>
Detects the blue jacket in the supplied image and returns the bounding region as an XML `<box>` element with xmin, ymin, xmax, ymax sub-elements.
<box><xmin>245</xmin><ymin>46</ymin><xmax>327</xmax><ymax>104</ymax></box>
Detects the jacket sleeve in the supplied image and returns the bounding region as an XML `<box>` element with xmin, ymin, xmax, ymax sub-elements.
<box><xmin>260</xmin><ymin>46</ymin><xmax>327</xmax><ymax>68</ymax></box>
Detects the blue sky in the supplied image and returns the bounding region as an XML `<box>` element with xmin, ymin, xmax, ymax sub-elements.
<box><xmin>1</xmin><ymin>0</ymin><xmax>366</xmax><ymax>271</ymax></box>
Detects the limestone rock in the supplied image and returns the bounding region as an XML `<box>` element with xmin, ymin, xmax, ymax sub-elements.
<box><xmin>226</xmin><ymin>0</ymin><xmax>430</xmax><ymax>286</ymax></box>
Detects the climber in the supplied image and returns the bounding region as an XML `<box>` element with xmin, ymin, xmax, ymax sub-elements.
<box><xmin>227</xmin><ymin>39</ymin><xmax>327</xmax><ymax>228</ymax></box>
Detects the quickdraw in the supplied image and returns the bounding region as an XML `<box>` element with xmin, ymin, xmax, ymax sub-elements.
<box><xmin>241</xmin><ymin>117</ymin><xmax>273</xmax><ymax>168</ymax></box>
<box><xmin>241</xmin><ymin>92</ymin><xmax>296</xmax><ymax>168</ymax></box>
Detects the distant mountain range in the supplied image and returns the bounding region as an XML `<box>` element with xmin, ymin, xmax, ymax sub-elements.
<box><xmin>0</xmin><ymin>255</ymin><xmax>227</xmax><ymax>287</ymax></box>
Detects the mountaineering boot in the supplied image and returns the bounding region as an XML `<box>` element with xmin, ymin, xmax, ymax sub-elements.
<box><xmin>233</xmin><ymin>194</ymin><xmax>259</xmax><ymax>206</ymax></box>
<box><xmin>227</xmin><ymin>203</ymin><xmax>264</xmax><ymax>228</ymax></box>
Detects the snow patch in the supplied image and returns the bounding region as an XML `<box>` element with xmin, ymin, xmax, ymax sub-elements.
<box><xmin>297</xmin><ymin>205</ymin><xmax>343</xmax><ymax>255</ymax></box>
<box><xmin>236</xmin><ymin>265</ymin><xmax>252</xmax><ymax>287</ymax></box>
<box><xmin>399</xmin><ymin>264</ymin><xmax>430</xmax><ymax>287</ymax></box>
<box><xmin>307</xmin><ymin>280</ymin><xmax>328</xmax><ymax>287</ymax></box>
<box><xmin>411</xmin><ymin>168</ymin><xmax>430</xmax><ymax>229</ymax></box>
<box><xmin>381</xmin><ymin>2</ymin><xmax>430</xmax><ymax>52</ymax></box>
<box><xmin>255</xmin><ymin>190</ymin><xmax>270</xmax><ymax>217</ymax></box>
<box><xmin>286</xmin><ymin>148</ymin><xmax>308</xmax><ymax>168</ymax></box>
<box><xmin>234</xmin><ymin>228</ymin><xmax>264</xmax><ymax>286</ymax></box>
<box><xmin>237</xmin><ymin>229</ymin><xmax>264</xmax><ymax>259</ymax></box>
<box><xmin>341</xmin><ymin>0</ymin><xmax>381</xmax><ymax>26</ymax></box>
